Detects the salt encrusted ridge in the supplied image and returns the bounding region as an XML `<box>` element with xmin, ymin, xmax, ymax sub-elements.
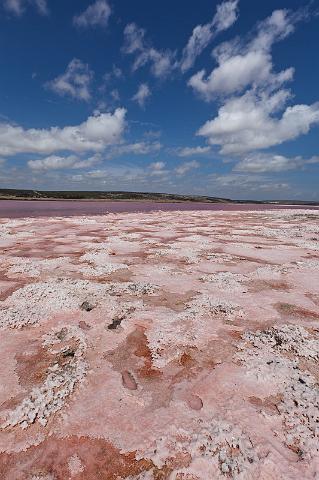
<box><xmin>148</xmin><ymin>294</ymin><xmax>243</xmax><ymax>368</ymax></box>
<box><xmin>242</xmin><ymin>324</ymin><xmax>319</xmax><ymax>360</ymax></box>
<box><xmin>237</xmin><ymin>324</ymin><xmax>319</xmax><ymax>459</ymax></box>
<box><xmin>199</xmin><ymin>271</ymin><xmax>247</xmax><ymax>292</ymax></box>
<box><xmin>80</xmin><ymin>262</ymin><xmax>128</xmax><ymax>277</ymax></box>
<box><xmin>78</xmin><ymin>238</ymin><xmax>131</xmax><ymax>276</ymax></box>
<box><xmin>29</xmin><ymin>475</ymin><xmax>56</xmax><ymax>480</ymax></box>
<box><xmin>5</xmin><ymin>256</ymin><xmax>71</xmax><ymax>278</ymax></box>
<box><xmin>188</xmin><ymin>294</ymin><xmax>243</xmax><ymax>318</ymax></box>
<box><xmin>0</xmin><ymin>278</ymin><xmax>158</xmax><ymax>329</ymax></box>
<box><xmin>2</xmin><ymin>326</ymin><xmax>87</xmax><ymax>429</ymax></box>
<box><xmin>141</xmin><ymin>420</ymin><xmax>257</xmax><ymax>478</ymax></box>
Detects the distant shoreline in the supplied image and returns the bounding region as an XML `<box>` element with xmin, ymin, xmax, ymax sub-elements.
<box><xmin>1</xmin><ymin>198</ymin><xmax>318</xmax><ymax>206</ymax></box>
<box><xmin>0</xmin><ymin>196</ymin><xmax>222</xmax><ymax>204</ymax></box>
<box><xmin>0</xmin><ymin>189</ymin><xmax>318</xmax><ymax>206</ymax></box>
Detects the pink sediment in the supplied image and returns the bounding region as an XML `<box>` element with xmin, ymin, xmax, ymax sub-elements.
<box><xmin>0</xmin><ymin>209</ymin><xmax>318</xmax><ymax>479</ymax></box>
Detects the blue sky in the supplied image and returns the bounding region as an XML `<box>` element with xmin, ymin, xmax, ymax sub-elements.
<box><xmin>0</xmin><ymin>0</ymin><xmax>318</xmax><ymax>200</ymax></box>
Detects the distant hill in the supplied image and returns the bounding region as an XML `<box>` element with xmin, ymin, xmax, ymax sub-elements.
<box><xmin>0</xmin><ymin>189</ymin><xmax>318</xmax><ymax>205</ymax></box>
<box><xmin>0</xmin><ymin>189</ymin><xmax>234</xmax><ymax>203</ymax></box>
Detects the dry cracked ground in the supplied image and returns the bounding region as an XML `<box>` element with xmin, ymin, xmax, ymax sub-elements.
<box><xmin>0</xmin><ymin>209</ymin><xmax>318</xmax><ymax>480</ymax></box>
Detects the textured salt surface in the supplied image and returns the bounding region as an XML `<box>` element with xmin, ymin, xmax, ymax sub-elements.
<box><xmin>0</xmin><ymin>209</ymin><xmax>318</xmax><ymax>479</ymax></box>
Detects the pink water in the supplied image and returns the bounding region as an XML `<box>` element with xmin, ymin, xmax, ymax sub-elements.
<box><xmin>0</xmin><ymin>199</ymin><xmax>318</xmax><ymax>218</ymax></box>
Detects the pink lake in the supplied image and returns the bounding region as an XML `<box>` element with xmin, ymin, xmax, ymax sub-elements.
<box><xmin>0</xmin><ymin>199</ymin><xmax>318</xmax><ymax>218</ymax></box>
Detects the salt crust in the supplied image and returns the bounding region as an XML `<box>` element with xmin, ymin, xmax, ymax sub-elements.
<box><xmin>5</xmin><ymin>257</ymin><xmax>71</xmax><ymax>278</ymax></box>
<box><xmin>1</xmin><ymin>209</ymin><xmax>319</xmax><ymax>477</ymax></box>
<box><xmin>199</xmin><ymin>272</ymin><xmax>247</xmax><ymax>292</ymax></box>
<box><xmin>238</xmin><ymin>324</ymin><xmax>319</xmax><ymax>459</ymax></box>
<box><xmin>2</xmin><ymin>326</ymin><xmax>87</xmax><ymax>429</ymax></box>
<box><xmin>140</xmin><ymin>420</ymin><xmax>256</xmax><ymax>478</ymax></box>
<box><xmin>0</xmin><ymin>278</ymin><xmax>158</xmax><ymax>329</ymax></box>
<box><xmin>80</xmin><ymin>251</ymin><xmax>128</xmax><ymax>277</ymax></box>
<box><xmin>29</xmin><ymin>475</ymin><xmax>55</xmax><ymax>480</ymax></box>
<box><xmin>148</xmin><ymin>294</ymin><xmax>243</xmax><ymax>368</ymax></box>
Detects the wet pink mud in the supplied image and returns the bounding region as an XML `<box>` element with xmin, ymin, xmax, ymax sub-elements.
<box><xmin>0</xmin><ymin>209</ymin><xmax>318</xmax><ymax>479</ymax></box>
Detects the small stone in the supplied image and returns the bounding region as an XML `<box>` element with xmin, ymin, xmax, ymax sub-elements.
<box><xmin>61</xmin><ymin>348</ymin><xmax>75</xmax><ymax>358</ymax></box>
<box><xmin>80</xmin><ymin>301</ymin><xmax>94</xmax><ymax>312</ymax></box>
<box><xmin>107</xmin><ymin>315</ymin><xmax>124</xmax><ymax>330</ymax></box>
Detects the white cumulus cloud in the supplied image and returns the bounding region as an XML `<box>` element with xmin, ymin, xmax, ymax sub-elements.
<box><xmin>197</xmin><ymin>89</ymin><xmax>319</xmax><ymax>155</ymax></box>
<box><xmin>28</xmin><ymin>154</ymin><xmax>101</xmax><ymax>171</ymax></box>
<box><xmin>47</xmin><ymin>58</ymin><xmax>94</xmax><ymax>102</ymax></box>
<box><xmin>0</xmin><ymin>108</ymin><xmax>126</xmax><ymax>156</ymax></box>
<box><xmin>123</xmin><ymin>1</ymin><xmax>239</xmax><ymax>78</ymax></box>
<box><xmin>4</xmin><ymin>0</ymin><xmax>48</xmax><ymax>15</ymax></box>
<box><xmin>108</xmin><ymin>141</ymin><xmax>161</xmax><ymax>158</ymax></box>
<box><xmin>193</xmin><ymin>7</ymin><xmax>319</xmax><ymax>157</ymax></box>
<box><xmin>175</xmin><ymin>160</ymin><xmax>200</xmax><ymax>175</ymax></box>
<box><xmin>176</xmin><ymin>146</ymin><xmax>211</xmax><ymax>157</ymax></box>
<box><xmin>150</xmin><ymin>161</ymin><xmax>165</xmax><ymax>171</ymax></box>
<box><xmin>180</xmin><ymin>0</ymin><xmax>239</xmax><ymax>72</ymax></box>
<box><xmin>132</xmin><ymin>83</ymin><xmax>151</xmax><ymax>108</ymax></box>
<box><xmin>189</xmin><ymin>50</ymin><xmax>294</xmax><ymax>100</ymax></box>
<box><xmin>189</xmin><ymin>9</ymin><xmax>298</xmax><ymax>100</ymax></box>
<box><xmin>123</xmin><ymin>23</ymin><xmax>177</xmax><ymax>79</ymax></box>
<box><xmin>234</xmin><ymin>153</ymin><xmax>319</xmax><ymax>173</ymax></box>
<box><xmin>73</xmin><ymin>0</ymin><xmax>111</xmax><ymax>28</ymax></box>
<box><xmin>209</xmin><ymin>172</ymin><xmax>291</xmax><ymax>193</ymax></box>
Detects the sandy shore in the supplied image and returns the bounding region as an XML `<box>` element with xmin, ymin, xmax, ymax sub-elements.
<box><xmin>0</xmin><ymin>209</ymin><xmax>318</xmax><ymax>479</ymax></box>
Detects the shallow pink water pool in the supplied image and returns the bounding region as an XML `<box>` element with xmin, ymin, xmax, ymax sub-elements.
<box><xmin>0</xmin><ymin>199</ymin><xmax>318</xmax><ymax>218</ymax></box>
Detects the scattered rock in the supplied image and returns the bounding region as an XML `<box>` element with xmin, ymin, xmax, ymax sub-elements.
<box><xmin>107</xmin><ymin>314</ymin><xmax>125</xmax><ymax>330</ymax></box>
<box><xmin>80</xmin><ymin>301</ymin><xmax>94</xmax><ymax>312</ymax></box>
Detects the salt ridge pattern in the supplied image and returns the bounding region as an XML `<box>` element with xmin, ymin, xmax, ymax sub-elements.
<box><xmin>0</xmin><ymin>209</ymin><xmax>318</xmax><ymax>479</ymax></box>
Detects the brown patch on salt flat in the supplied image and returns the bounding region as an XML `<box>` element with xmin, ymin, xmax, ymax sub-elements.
<box><xmin>12</xmin><ymin>240</ymin><xmax>63</xmax><ymax>259</ymax></box>
<box><xmin>15</xmin><ymin>340</ymin><xmax>53</xmax><ymax>389</ymax></box>
<box><xmin>142</xmin><ymin>290</ymin><xmax>198</xmax><ymax>312</ymax></box>
<box><xmin>134</xmin><ymin>330</ymin><xmax>163</xmax><ymax>380</ymax></box>
<box><xmin>171</xmin><ymin>338</ymin><xmax>236</xmax><ymax>384</ymax></box>
<box><xmin>179</xmin><ymin>351</ymin><xmax>196</xmax><ymax>367</ymax></box>
<box><xmin>307</xmin><ymin>293</ymin><xmax>319</xmax><ymax>307</ymax></box>
<box><xmin>0</xmin><ymin>392</ymin><xmax>26</xmax><ymax>411</ymax></box>
<box><xmin>275</xmin><ymin>302</ymin><xmax>319</xmax><ymax>320</ymax></box>
<box><xmin>248</xmin><ymin>394</ymin><xmax>283</xmax><ymax>415</ymax></box>
<box><xmin>106</xmin><ymin>268</ymin><xmax>134</xmax><ymax>282</ymax></box>
<box><xmin>227</xmin><ymin>329</ymin><xmax>244</xmax><ymax>340</ymax></box>
<box><xmin>120</xmin><ymin>250</ymin><xmax>150</xmax><ymax>260</ymax></box>
<box><xmin>246</xmin><ymin>279</ymin><xmax>291</xmax><ymax>292</ymax></box>
<box><xmin>0</xmin><ymin>435</ymin><xmax>157</xmax><ymax>480</ymax></box>
<box><xmin>105</xmin><ymin>327</ymin><xmax>162</xmax><ymax>380</ymax></box>
<box><xmin>0</xmin><ymin>279</ymin><xmax>25</xmax><ymax>301</ymax></box>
